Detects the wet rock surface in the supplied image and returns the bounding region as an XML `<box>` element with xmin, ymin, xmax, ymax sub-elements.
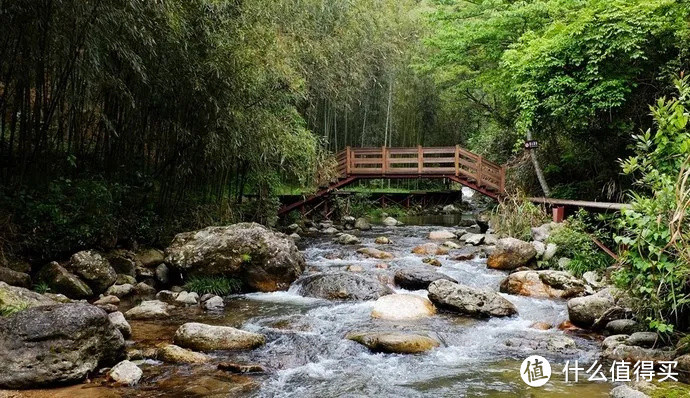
<box><xmin>165</xmin><ymin>223</ymin><xmax>306</xmax><ymax>292</ymax></box>
<box><xmin>294</xmin><ymin>272</ymin><xmax>393</xmax><ymax>301</ymax></box>
<box><xmin>0</xmin><ymin>303</ymin><xmax>125</xmax><ymax>388</ymax></box>
<box><xmin>428</xmin><ymin>279</ymin><xmax>518</xmax><ymax>318</ymax></box>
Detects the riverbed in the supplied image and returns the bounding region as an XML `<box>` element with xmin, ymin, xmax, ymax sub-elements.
<box><xmin>11</xmin><ymin>216</ymin><xmax>613</xmax><ymax>397</ymax></box>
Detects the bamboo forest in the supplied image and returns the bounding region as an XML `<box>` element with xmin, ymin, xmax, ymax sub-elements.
<box><xmin>1</xmin><ymin>1</ymin><xmax>690</xmax><ymax>397</ymax></box>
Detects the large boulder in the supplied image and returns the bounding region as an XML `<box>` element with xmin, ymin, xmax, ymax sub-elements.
<box><xmin>165</xmin><ymin>223</ymin><xmax>305</xmax><ymax>292</ymax></box>
<box><xmin>0</xmin><ymin>303</ymin><xmax>125</xmax><ymax>388</ymax></box>
<box><xmin>371</xmin><ymin>294</ymin><xmax>436</xmax><ymax>320</ymax></box>
<box><xmin>173</xmin><ymin>322</ymin><xmax>265</xmax><ymax>352</ymax></box>
<box><xmin>0</xmin><ymin>266</ymin><xmax>31</xmax><ymax>288</ymax></box>
<box><xmin>105</xmin><ymin>250</ymin><xmax>137</xmax><ymax>277</ymax></box>
<box><xmin>394</xmin><ymin>267</ymin><xmax>457</xmax><ymax>290</ymax></box>
<box><xmin>487</xmin><ymin>238</ymin><xmax>537</xmax><ymax>270</ymax></box>
<box><xmin>346</xmin><ymin>331</ymin><xmax>439</xmax><ymax>354</ymax></box>
<box><xmin>499</xmin><ymin>270</ymin><xmax>586</xmax><ymax>299</ymax></box>
<box><xmin>567</xmin><ymin>288</ymin><xmax>615</xmax><ymax>328</ymax></box>
<box><xmin>135</xmin><ymin>248</ymin><xmax>166</xmax><ymax>268</ymax></box>
<box><xmin>0</xmin><ymin>281</ymin><xmax>56</xmax><ymax>311</ymax></box>
<box><xmin>38</xmin><ymin>262</ymin><xmax>93</xmax><ymax>299</ymax></box>
<box><xmin>295</xmin><ymin>272</ymin><xmax>393</xmax><ymax>301</ymax></box>
<box><xmin>67</xmin><ymin>250</ymin><xmax>117</xmax><ymax>294</ymax></box>
<box><xmin>428</xmin><ymin>279</ymin><xmax>517</xmax><ymax>318</ymax></box>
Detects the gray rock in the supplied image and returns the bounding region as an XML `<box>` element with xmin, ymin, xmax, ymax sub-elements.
<box><xmin>116</xmin><ymin>274</ymin><xmax>137</xmax><ymax>285</ymax></box>
<box><xmin>382</xmin><ymin>217</ymin><xmax>401</xmax><ymax>226</ymax></box>
<box><xmin>443</xmin><ymin>204</ymin><xmax>460</xmax><ymax>214</ymax></box>
<box><xmin>543</xmin><ymin>243</ymin><xmax>558</xmax><ymax>261</ymax></box>
<box><xmin>428</xmin><ymin>279</ymin><xmax>518</xmax><ymax>318</ymax></box>
<box><xmin>531</xmin><ymin>222</ymin><xmax>561</xmax><ymax>242</ymax></box>
<box><xmin>582</xmin><ymin>271</ymin><xmax>604</xmax><ymax>289</ymax></box>
<box><xmin>609</xmin><ymin>385</ymin><xmax>650</xmax><ymax>398</ymax></box>
<box><xmin>602</xmin><ymin>335</ymin><xmax>630</xmax><ymax>351</ymax></box>
<box><xmin>567</xmin><ymin>288</ymin><xmax>615</xmax><ymax>328</ymax></box>
<box><xmin>558</xmin><ymin>257</ymin><xmax>572</xmax><ymax>268</ymax></box>
<box><xmin>134</xmin><ymin>281</ymin><xmax>156</xmax><ymax>297</ymax></box>
<box><xmin>441</xmin><ymin>241</ymin><xmax>461</xmax><ymax>250</ymax></box>
<box><xmin>346</xmin><ymin>331</ymin><xmax>439</xmax><ymax>354</ymax></box>
<box><xmin>428</xmin><ymin>230</ymin><xmax>457</xmax><ymax>240</ymax></box>
<box><xmin>125</xmin><ymin>300</ymin><xmax>169</xmax><ymax>320</ymax></box>
<box><xmin>105</xmin><ymin>283</ymin><xmax>134</xmax><ymax>298</ymax></box>
<box><xmin>504</xmin><ymin>334</ymin><xmax>577</xmax><ymax>355</ymax></box>
<box><xmin>676</xmin><ymin>353</ymin><xmax>690</xmax><ymax>383</ymax></box>
<box><xmin>94</xmin><ymin>295</ymin><xmax>120</xmax><ymax>306</ymax></box>
<box><xmin>627</xmin><ymin>332</ymin><xmax>660</xmax><ymax>348</ymax></box>
<box><xmin>173</xmin><ymin>322</ymin><xmax>265</xmax><ymax>352</ymax></box>
<box><xmin>602</xmin><ymin>344</ymin><xmax>676</xmax><ymax>363</ymax></box>
<box><xmin>156</xmin><ymin>290</ymin><xmax>179</xmax><ymax>302</ymax></box>
<box><xmin>335</xmin><ymin>233</ymin><xmax>360</xmax><ymax>245</ymax></box>
<box><xmin>487</xmin><ymin>238</ymin><xmax>537</xmax><ymax>270</ymax></box>
<box><xmin>108</xmin><ymin>311</ymin><xmax>132</xmax><ymax>338</ymax></box>
<box><xmin>155</xmin><ymin>263</ymin><xmax>170</xmax><ymax>285</ymax></box>
<box><xmin>532</xmin><ymin>241</ymin><xmax>546</xmax><ymax>258</ymax></box>
<box><xmin>606</xmin><ymin>319</ymin><xmax>641</xmax><ymax>335</ymax></box>
<box><xmin>108</xmin><ymin>360</ymin><xmax>142</xmax><ymax>386</ymax></box>
<box><xmin>175</xmin><ymin>291</ymin><xmax>199</xmax><ymax>305</ymax></box>
<box><xmin>483</xmin><ymin>234</ymin><xmax>498</xmax><ymax>245</ymax></box>
<box><xmin>355</xmin><ymin>218</ymin><xmax>372</xmax><ymax>230</ymax></box>
<box><xmin>38</xmin><ymin>262</ymin><xmax>93</xmax><ymax>299</ymax></box>
<box><xmin>0</xmin><ymin>281</ymin><xmax>56</xmax><ymax>310</ymax></box>
<box><xmin>105</xmin><ymin>250</ymin><xmax>137</xmax><ymax>277</ymax></box>
<box><xmin>67</xmin><ymin>250</ymin><xmax>117</xmax><ymax>294</ymax></box>
<box><xmin>203</xmin><ymin>295</ymin><xmax>225</xmax><ymax>310</ymax></box>
<box><xmin>393</xmin><ymin>267</ymin><xmax>457</xmax><ymax>290</ymax></box>
<box><xmin>290</xmin><ymin>233</ymin><xmax>301</xmax><ymax>241</ymax></box>
<box><xmin>165</xmin><ymin>223</ymin><xmax>305</xmax><ymax>292</ymax></box>
<box><xmin>295</xmin><ymin>272</ymin><xmax>393</xmax><ymax>301</ymax></box>
<box><xmin>135</xmin><ymin>248</ymin><xmax>165</xmax><ymax>268</ymax></box>
<box><xmin>464</xmin><ymin>234</ymin><xmax>485</xmax><ymax>246</ymax></box>
<box><xmin>0</xmin><ymin>266</ymin><xmax>31</xmax><ymax>288</ymax></box>
<box><xmin>286</xmin><ymin>223</ymin><xmax>302</xmax><ymax>234</ymax></box>
<box><xmin>0</xmin><ymin>303</ymin><xmax>125</xmax><ymax>388</ymax></box>
<box><xmin>322</xmin><ymin>227</ymin><xmax>339</xmax><ymax>234</ymax></box>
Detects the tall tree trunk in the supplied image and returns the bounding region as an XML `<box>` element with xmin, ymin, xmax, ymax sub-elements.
<box><xmin>526</xmin><ymin>130</ymin><xmax>551</xmax><ymax>197</ymax></box>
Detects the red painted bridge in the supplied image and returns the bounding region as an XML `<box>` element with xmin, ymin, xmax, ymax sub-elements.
<box><xmin>278</xmin><ymin>145</ymin><xmax>506</xmax><ymax>215</ymax></box>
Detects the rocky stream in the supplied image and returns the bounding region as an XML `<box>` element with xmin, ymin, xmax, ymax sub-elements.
<box><xmin>1</xmin><ymin>214</ymin><xmax>689</xmax><ymax>398</ymax></box>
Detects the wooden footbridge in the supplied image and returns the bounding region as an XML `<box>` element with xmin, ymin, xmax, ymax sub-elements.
<box><xmin>279</xmin><ymin>145</ymin><xmax>506</xmax><ymax>215</ymax></box>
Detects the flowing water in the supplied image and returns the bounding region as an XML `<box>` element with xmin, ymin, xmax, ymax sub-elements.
<box><xmin>14</xmin><ymin>216</ymin><xmax>614</xmax><ymax>398</ymax></box>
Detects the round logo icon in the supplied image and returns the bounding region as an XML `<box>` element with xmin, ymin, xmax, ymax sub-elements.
<box><xmin>520</xmin><ymin>355</ymin><xmax>551</xmax><ymax>387</ymax></box>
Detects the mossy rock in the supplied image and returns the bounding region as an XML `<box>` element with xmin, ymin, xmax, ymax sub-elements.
<box><xmin>642</xmin><ymin>381</ymin><xmax>690</xmax><ymax>398</ymax></box>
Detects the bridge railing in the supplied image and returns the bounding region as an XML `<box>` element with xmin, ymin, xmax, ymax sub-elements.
<box><xmin>335</xmin><ymin>146</ymin><xmax>505</xmax><ymax>193</ymax></box>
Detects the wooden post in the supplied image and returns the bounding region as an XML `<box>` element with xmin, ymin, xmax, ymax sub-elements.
<box><xmin>381</xmin><ymin>146</ymin><xmax>387</xmax><ymax>174</ymax></box>
<box><xmin>500</xmin><ymin>165</ymin><xmax>506</xmax><ymax>193</ymax></box>
<box><xmin>417</xmin><ymin>145</ymin><xmax>423</xmax><ymax>174</ymax></box>
<box><xmin>345</xmin><ymin>146</ymin><xmax>351</xmax><ymax>175</ymax></box>
<box><xmin>477</xmin><ymin>155</ymin><xmax>483</xmax><ymax>187</ymax></box>
<box><xmin>454</xmin><ymin>145</ymin><xmax>460</xmax><ymax>177</ymax></box>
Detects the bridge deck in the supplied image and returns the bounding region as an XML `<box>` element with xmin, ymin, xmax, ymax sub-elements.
<box><xmin>279</xmin><ymin>145</ymin><xmax>506</xmax><ymax>215</ymax></box>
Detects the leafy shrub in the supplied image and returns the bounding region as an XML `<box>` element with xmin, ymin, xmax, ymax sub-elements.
<box><xmin>614</xmin><ymin>77</ymin><xmax>690</xmax><ymax>334</ymax></box>
<box><xmin>546</xmin><ymin>213</ymin><xmax>613</xmax><ymax>276</ymax></box>
<box><xmin>183</xmin><ymin>276</ymin><xmax>243</xmax><ymax>296</ymax></box>
<box><xmin>490</xmin><ymin>194</ymin><xmax>549</xmax><ymax>240</ymax></box>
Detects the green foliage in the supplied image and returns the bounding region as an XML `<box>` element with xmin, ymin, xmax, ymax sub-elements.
<box><xmin>425</xmin><ymin>0</ymin><xmax>690</xmax><ymax>198</ymax></box>
<box><xmin>490</xmin><ymin>195</ymin><xmax>550</xmax><ymax>241</ymax></box>
<box><xmin>0</xmin><ymin>303</ymin><xmax>29</xmax><ymax>317</ymax></box>
<box><xmin>546</xmin><ymin>212</ymin><xmax>613</xmax><ymax>276</ymax></box>
<box><xmin>33</xmin><ymin>282</ymin><xmax>51</xmax><ymax>295</ymax></box>
<box><xmin>614</xmin><ymin>77</ymin><xmax>690</xmax><ymax>332</ymax></box>
<box><xmin>183</xmin><ymin>276</ymin><xmax>243</xmax><ymax>297</ymax></box>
